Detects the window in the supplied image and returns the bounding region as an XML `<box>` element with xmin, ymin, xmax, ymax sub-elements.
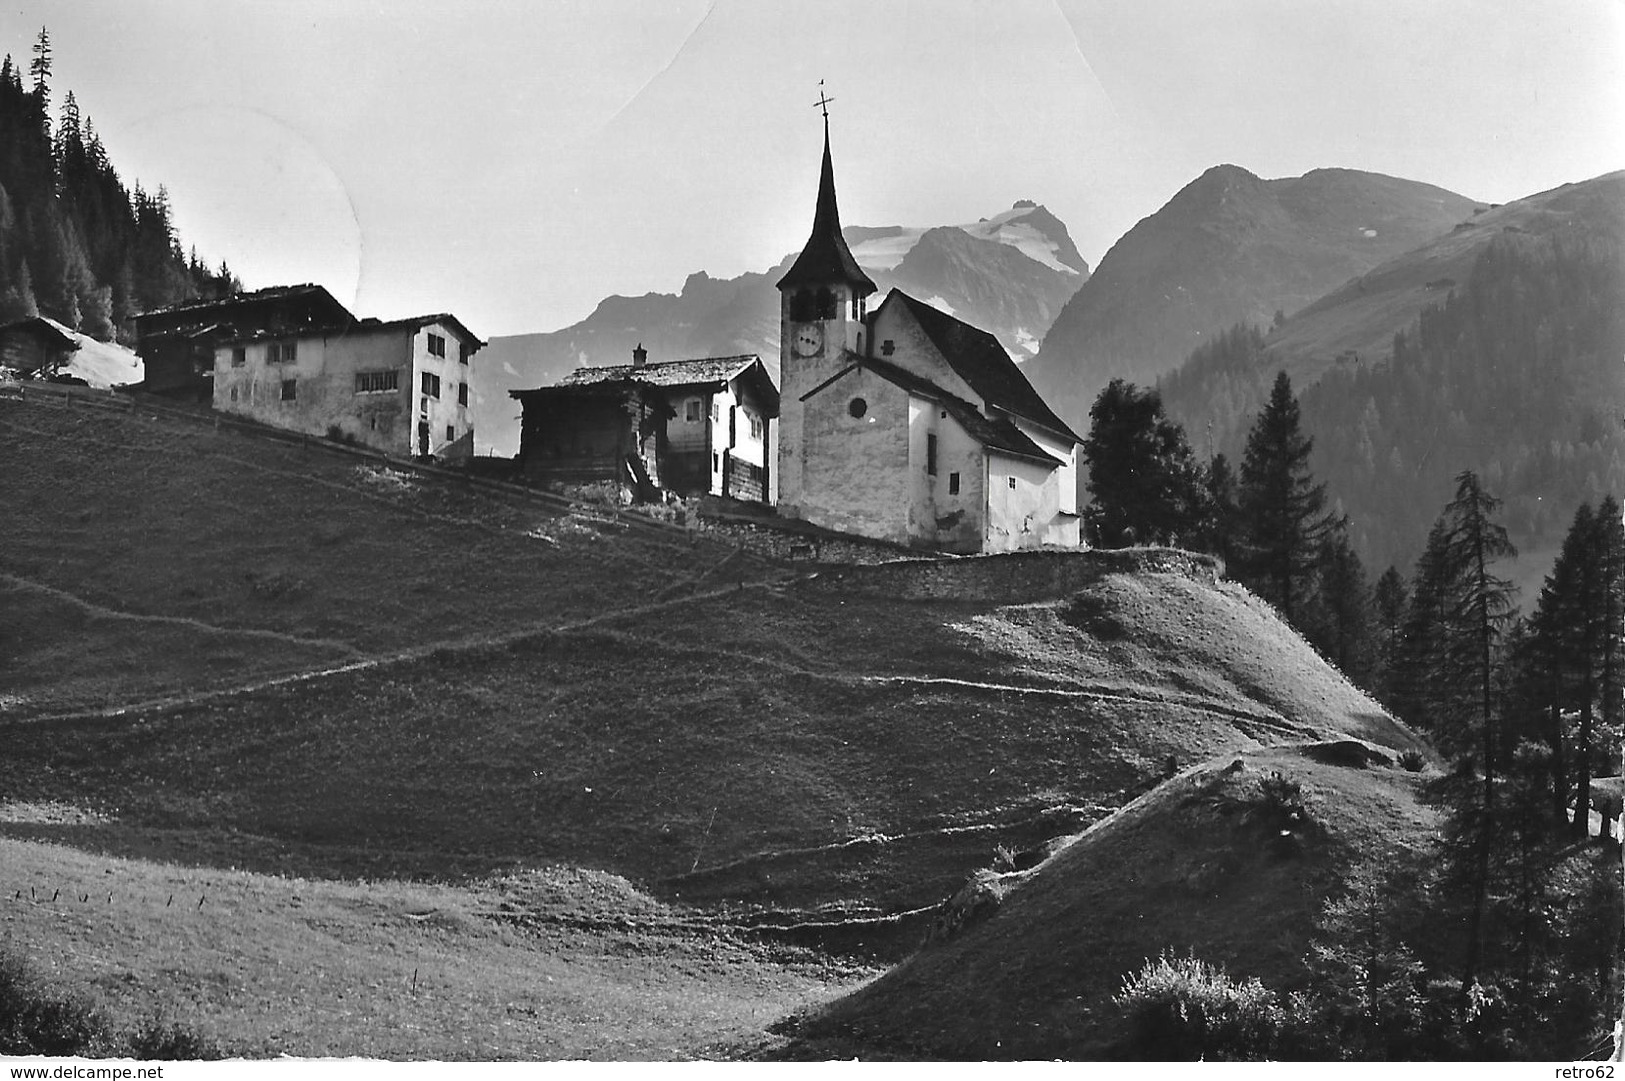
<box><xmin>421</xmin><ymin>372</ymin><xmax>441</xmax><ymax>398</ymax></box>
<box><xmin>1008</xmin><ymin>476</ymin><xmax>1017</xmax><ymax>489</ymax></box>
<box><xmin>459</xmin><ymin>343</ymin><xmax>471</xmax><ymax>365</ymax></box>
<box><xmin>711</xmin><ymin>452</ymin><xmax>719</xmax><ymax>472</ymax></box>
<box><xmin>848</xmin><ymin>397</ymin><xmax>867</xmax><ymax>418</ymax></box>
<box><xmin>229</xmin><ymin>387</ymin><xmax>238</xmax><ymax>402</ymax></box>
<box><xmin>231</xmin><ymin>347</ymin><xmax>246</xmax><ymax>368</ymax></box>
<box><xmin>685</xmin><ymin>399</ymin><xmax>702</xmax><ymax>422</ymax></box>
<box><xmin>948</xmin><ymin>472</ymin><xmax>960</xmax><ymax>495</ymax></box>
<box><xmin>458</xmin><ymin>382</ymin><xmax>469</xmax><ymax>406</ymax></box>
<box><xmin>881</xmin><ymin>339</ymin><xmax>895</xmax><ymax>356</ymax></box>
<box><xmin>280</xmin><ymin>379</ymin><xmax>297</xmax><ymax>401</ymax></box>
<box><xmin>427</xmin><ymin>333</ymin><xmax>446</xmax><ymax>358</ymax></box>
<box><xmin>748</xmin><ymin>412</ymin><xmax>763</xmax><ymax>439</ymax></box>
<box><xmin>926</xmin><ymin>434</ymin><xmax>938</xmax><ymax>476</ymax></box>
<box><xmin>446</xmin><ymin>425</ymin><xmax>456</xmax><ymax>442</ymax></box>
<box><xmin>814</xmin><ymin>287</ymin><xmax>837</xmax><ymax>319</ymax></box>
<box><xmin>267</xmin><ymin>341</ymin><xmax>297</xmax><ymax>364</ymax></box>
<box><xmin>355</xmin><ymin>369</ymin><xmax>400</xmax><ymax>394</ymax></box>
<box><xmin>710</xmin><ymin>400</ymin><xmax>720</xmax><ymax>422</ymax></box>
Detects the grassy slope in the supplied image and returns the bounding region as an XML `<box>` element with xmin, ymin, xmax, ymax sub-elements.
<box><xmin>0</xmin><ymin>398</ymin><xmax>1434</xmax><ymax>1055</ymax></box>
<box><xmin>0</xmin><ymin>833</ymin><xmax>864</xmax><ymax>1059</ymax></box>
<box><xmin>793</xmin><ymin>741</ymin><xmax>1440</xmax><ymax>1059</ymax></box>
<box><xmin>0</xmin><ymin>398</ymin><xmax>741</xmax><ymax>718</ymax></box>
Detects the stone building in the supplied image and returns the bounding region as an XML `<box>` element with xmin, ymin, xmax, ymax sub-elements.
<box><xmin>510</xmin><ymin>347</ymin><xmax>777</xmax><ymax>502</ymax></box>
<box><xmin>775</xmin><ymin>124</ymin><xmax>1083</xmax><ymax>553</ymax></box>
<box><xmin>212</xmin><ymin>313</ymin><xmax>484</xmax><ymax>460</ymax></box>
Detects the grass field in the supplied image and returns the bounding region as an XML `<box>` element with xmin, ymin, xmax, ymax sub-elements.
<box><xmin>0</xmin><ymin>394</ymin><xmax>1430</xmax><ymax>1057</ymax></box>
<box><xmin>789</xmin><ymin>740</ymin><xmax>1442</xmax><ymax>1059</ymax></box>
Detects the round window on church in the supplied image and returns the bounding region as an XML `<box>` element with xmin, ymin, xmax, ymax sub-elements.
<box><xmin>848</xmin><ymin>397</ymin><xmax>868</xmax><ymax>419</ymax></box>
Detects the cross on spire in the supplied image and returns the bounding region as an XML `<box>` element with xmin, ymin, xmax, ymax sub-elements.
<box><xmin>814</xmin><ymin>79</ymin><xmax>834</xmax><ymax>122</ymax></box>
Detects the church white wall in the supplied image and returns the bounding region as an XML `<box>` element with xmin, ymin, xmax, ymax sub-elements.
<box><xmin>868</xmin><ymin>302</ymin><xmax>980</xmax><ymax>406</ymax></box>
<box><xmin>986</xmin><ymin>453</ymin><xmax>1064</xmax><ymax>552</ymax></box>
<box><xmin>1016</xmin><ymin>420</ymin><xmax>1080</xmax><ymax>516</ymax></box>
<box><xmin>796</xmin><ymin>366</ymin><xmax>912</xmax><ymax>544</ymax></box>
<box><xmin>908</xmin><ymin>398</ymin><xmax>986</xmax><ymax>552</ymax></box>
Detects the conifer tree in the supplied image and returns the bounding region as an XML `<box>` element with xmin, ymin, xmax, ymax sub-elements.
<box><xmin>1372</xmin><ymin>566</ymin><xmax>1409</xmax><ymax>706</ymax></box>
<box><xmin>1082</xmin><ymin>379</ymin><xmax>1208</xmax><ymax>548</ymax></box>
<box><xmin>1304</xmin><ymin>519</ymin><xmax>1375</xmax><ymax>684</ymax></box>
<box><xmin>1421</xmin><ymin>470</ymin><xmax>1519</xmax><ymax>991</ymax></box>
<box><xmin>1237</xmin><ymin>371</ymin><xmax>1332</xmax><ymax>623</ymax></box>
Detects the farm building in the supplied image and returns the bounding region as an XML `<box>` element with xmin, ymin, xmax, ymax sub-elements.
<box><xmin>510</xmin><ymin>347</ymin><xmax>778</xmax><ymax>503</ymax></box>
<box><xmin>0</xmin><ymin>315</ymin><xmax>79</xmax><ymax>378</ymax></box>
<box><xmin>130</xmin><ymin>284</ymin><xmax>354</xmax><ymax>403</ymax></box>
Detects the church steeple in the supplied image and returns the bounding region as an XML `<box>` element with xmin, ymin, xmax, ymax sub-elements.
<box><xmin>777</xmin><ymin>117</ymin><xmax>876</xmax><ymax>297</ymax></box>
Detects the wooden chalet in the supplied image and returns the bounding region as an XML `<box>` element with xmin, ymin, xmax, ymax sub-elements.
<box><xmin>511</xmin><ymin>347</ymin><xmax>779</xmax><ymax>503</ymax></box>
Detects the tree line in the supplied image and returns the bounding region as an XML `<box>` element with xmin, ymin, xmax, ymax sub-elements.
<box><xmin>0</xmin><ymin>27</ymin><xmax>236</xmax><ymax>340</ymax></box>
<box><xmin>1082</xmin><ymin>370</ymin><xmax>1623</xmax><ymax>1057</ymax></box>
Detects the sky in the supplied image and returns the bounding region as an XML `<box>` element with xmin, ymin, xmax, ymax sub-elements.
<box><xmin>8</xmin><ymin>0</ymin><xmax>1622</xmax><ymax>339</ymax></box>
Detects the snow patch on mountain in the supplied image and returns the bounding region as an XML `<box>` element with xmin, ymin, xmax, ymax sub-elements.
<box><xmin>848</xmin><ymin>202</ymin><xmax>1084</xmax><ymax>277</ymax></box>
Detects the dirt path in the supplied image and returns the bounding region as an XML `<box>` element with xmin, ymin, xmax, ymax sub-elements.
<box><xmin>4</xmin><ymin>578</ymin><xmax>788</xmax><ymax>726</ymax></box>
<box><xmin>0</xmin><ymin>571</ymin><xmax>363</xmax><ymax>656</ymax></box>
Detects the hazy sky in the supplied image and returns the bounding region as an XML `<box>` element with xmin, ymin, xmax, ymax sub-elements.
<box><xmin>9</xmin><ymin>1</ymin><xmax>1622</xmax><ymax>338</ymax></box>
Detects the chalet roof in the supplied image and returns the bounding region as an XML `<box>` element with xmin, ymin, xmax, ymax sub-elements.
<box><xmin>881</xmin><ymin>289</ymin><xmax>1079</xmax><ymax>443</ymax></box>
<box><xmin>854</xmin><ymin>355</ymin><xmax>1062</xmax><ymax>466</ymax></box>
<box><xmin>511</xmin><ymin>354</ymin><xmax>779</xmax><ymax>415</ymax></box>
<box><xmin>354</xmin><ymin>313</ymin><xmax>485</xmax><ymax>347</ymax></box>
<box><xmin>776</xmin><ymin>124</ymin><xmax>876</xmax><ymax>297</ymax></box>
<box><xmin>561</xmin><ymin>354</ymin><xmax>761</xmax><ymax>389</ymax></box>
<box><xmin>133</xmin><ymin>283</ymin><xmax>350</xmax><ymax>322</ymax></box>
<box><xmin>0</xmin><ymin>315</ymin><xmax>81</xmax><ymax>352</ymax></box>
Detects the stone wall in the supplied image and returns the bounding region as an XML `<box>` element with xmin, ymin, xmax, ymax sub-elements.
<box><xmin>795</xmin><ymin>546</ymin><xmax>1222</xmax><ymax>603</ymax></box>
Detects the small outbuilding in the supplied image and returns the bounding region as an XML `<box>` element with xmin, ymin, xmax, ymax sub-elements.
<box><xmin>0</xmin><ymin>315</ymin><xmax>80</xmax><ymax>378</ymax></box>
<box><xmin>510</xmin><ymin>347</ymin><xmax>779</xmax><ymax>503</ymax></box>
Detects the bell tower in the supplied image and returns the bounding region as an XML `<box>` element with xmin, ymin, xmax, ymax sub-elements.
<box><xmin>776</xmin><ymin>91</ymin><xmax>876</xmax><ymax>517</ymax></box>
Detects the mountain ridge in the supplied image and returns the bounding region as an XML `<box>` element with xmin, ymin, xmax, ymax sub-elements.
<box><xmin>471</xmin><ymin>202</ymin><xmax>1089</xmax><ymax>455</ymax></box>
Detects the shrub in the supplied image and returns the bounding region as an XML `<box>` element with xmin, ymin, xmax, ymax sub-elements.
<box><xmin>1398</xmin><ymin>750</ymin><xmax>1427</xmax><ymax>773</ymax></box>
<box><xmin>0</xmin><ymin>947</ymin><xmax>107</xmax><ymax>1056</ymax></box>
<box><xmin>126</xmin><ymin>1015</ymin><xmax>219</xmax><ymax>1060</ymax></box>
<box><xmin>1114</xmin><ymin>951</ymin><xmax>1285</xmax><ymax>1060</ymax></box>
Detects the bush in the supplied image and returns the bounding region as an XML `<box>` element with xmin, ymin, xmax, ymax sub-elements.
<box><xmin>0</xmin><ymin>948</ymin><xmax>107</xmax><ymax>1056</ymax></box>
<box><xmin>1114</xmin><ymin>951</ymin><xmax>1285</xmax><ymax>1060</ymax></box>
<box><xmin>126</xmin><ymin>1016</ymin><xmax>219</xmax><ymax>1060</ymax></box>
<box><xmin>1398</xmin><ymin>750</ymin><xmax>1427</xmax><ymax>773</ymax></box>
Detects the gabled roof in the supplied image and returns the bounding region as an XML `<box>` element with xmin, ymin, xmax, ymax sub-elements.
<box><xmin>776</xmin><ymin>124</ymin><xmax>877</xmax><ymax>297</ymax></box>
<box><xmin>355</xmin><ymin>313</ymin><xmax>485</xmax><ymax>347</ymax></box>
<box><xmin>512</xmin><ymin>354</ymin><xmax>779</xmax><ymax>415</ymax></box>
<box><xmin>561</xmin><ymin>354</ymin><xmax>762</xmax><ymax>389</ymax></box>
<box><xmin>0</xmin><ymin>315</ymin><xmax>80</xmax><ymax>352</ymax></box>
<box><xmin>853</xmin><ymin>355</ymin><xmax>1062</xmax><ymax>466</ymax></box>
<box><xmin>880</xmin><ymin>289</ymin><xmax>1079</xmax><ymax>443</ymax></box>
<box><xmin>133</xmin><ymin>283</ymin><xmax>350</xmax><ymax>322</ymax></box>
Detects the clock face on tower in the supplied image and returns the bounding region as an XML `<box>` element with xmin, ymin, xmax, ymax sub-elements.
<box><xmin>792</xmin><ymin>323</ymin><xmax>824</xmax><ymax>357</ymax></box>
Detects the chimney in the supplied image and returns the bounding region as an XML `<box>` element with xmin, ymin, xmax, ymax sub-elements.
<box><xmin>632</xmin><ymin>342</ymin><xmax>647</xmax><ymax>369</ymax></box>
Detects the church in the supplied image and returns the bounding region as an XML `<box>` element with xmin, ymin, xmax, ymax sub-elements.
<box><xmin>775</xmin><ymin>119</ymin><xmax>1084</xmax><ymax>554</ymax></box>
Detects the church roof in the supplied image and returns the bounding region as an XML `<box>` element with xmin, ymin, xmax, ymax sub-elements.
<box><xmin>855</xmin><ymin>355</ymin><xmax>1061</xmax><ymax>466</ymax></box>
<box><xmin>882</xmin><ymin>290</ymin><xmax>1080</xmax><ymax>443</ymax></box>
<box><xmin>776</xmin><ymin>124</ymin><xmax>877</xmax><ymax>297</ymax></box>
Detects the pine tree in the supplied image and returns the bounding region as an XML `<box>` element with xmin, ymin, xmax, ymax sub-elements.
<box><xmin>1201</xmin><ymin>452</ymin><xmax>1240</xmax><ymax>568</ymax></box>
<box><xmin>1372</xmin><ymin>566</ymin><xmax>1409</xmax><ymax>706</ymax></box>
<box><xmin>27</xmin><ymin>27</ymin><xmax>49</xmax><ymax>112</ymax></box>
<box><xmin>1304</xmin><ymin>519</ymin><xmax>1375</xmax><ymax>685</ymax></box>
<box><xmin>1082</xmin><ymin>379</ymin><xmax>1209</xmax><ymax>548</ymax></box>
<box><xmin>1423</xmin><ymin>470</ymin><xmax>1519</xmax><ymax>991</ymax></box>
<box><xmin>1237</xmin><ymin>371</ymin><xmax>1332</xmax><ymax>623</ymax></box>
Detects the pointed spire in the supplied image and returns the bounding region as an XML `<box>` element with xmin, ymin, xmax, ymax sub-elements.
<box><xmin>777</xmin><ymin>118</ymin><xmax>876</xmax><ymax>297</ymax></box>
